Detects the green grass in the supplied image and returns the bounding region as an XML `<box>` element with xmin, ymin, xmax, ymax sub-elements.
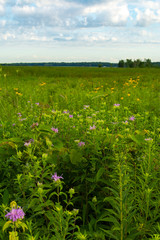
<box><xmin>0</xmin><ymin>66</ymin><xmax>160</xmax><ymax>240</ymax></box>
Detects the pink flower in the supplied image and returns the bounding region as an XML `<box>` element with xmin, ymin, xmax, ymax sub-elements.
<box><xmin>129</xmin><ymin>116</ymin><xmax>135</xmax><ymax>121</ymax></box>
<box><xmin>5</xmin><ymin>207</ymin><xmax>25</xmax><ymax>222</ymax></box>
<box><xmin>90</xmin><ymin>125</ymin><xmax>96</xmax><ymax>130</ymax></box>
<box><xmin>114</xmin><ymin>104</ymin><xmax>120</xmax><ymax>107</ymax></box>
<box><xmin>69</xmin><ymin>115</ymin><xmax>73</xmax><ymax>118</ymax></box>
<box><xmin>51</xmin><ymin>127</ymin><xmax>58</xmax><ymax>133</ymax></box>
<box><xmin>51</xmin><ymin>172</ymin><xmax>63</xmax><ymax>181</ymax></box>
<box><xmin>78</xmin><ymin>141</ymin><xmax>85</xmax><ymax>147</ymax></box>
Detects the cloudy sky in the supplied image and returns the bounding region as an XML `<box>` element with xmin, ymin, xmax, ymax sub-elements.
<box><xmin>0</xmin><ymin>0</ymin><xmax>160</xmax><ymax>63</ymax></box>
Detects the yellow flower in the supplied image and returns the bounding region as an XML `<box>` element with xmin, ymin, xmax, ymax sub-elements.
<box><xmin>111</xmin><ymin>87</ymin><xmax>114</xmax><ymax>90</ymax></box>
<box><xmin>40</xmin><ymin>82</ymin><xmax>46</xmax><ymax>86</ymax></box>
<box><xmin>127</xmin><ymin>93</ymin><xmax>130</xmax><ymax>96</ymax></box>
<box><xmin>137</xmin><ymin>98</ymin><xmax>140</xmax><ymax>101</ymax></box>
<box><xmin>16</xmin><ymin>92</ymin><xmax>22</xmax><ymax>96</ymax></box>
<box><xmin>121</xmin><ymin>97</ymin><xmax>123</xmax><ymax>100</ymax></box>
<box><xmin>0</xmin><ymin>88</ymin><xmax>2</xmax><ymax>91</ymax></box>
<box><xmin>14</xmin><ymin>88</ymin><xmax>18</xmax><ymax>91</ymax></box>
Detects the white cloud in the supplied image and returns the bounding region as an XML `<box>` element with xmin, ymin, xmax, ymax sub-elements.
<box><xmin>1</xmin><ymin>32</ymin><xmax>15</xmax><ymax>40</ymax></box>
<box><xmin>13</xmin><ymin>5</ymin><xmax>36</xmax><ymax>15</ymax></box>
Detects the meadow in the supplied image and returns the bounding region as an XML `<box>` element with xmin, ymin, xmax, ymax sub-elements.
<box><xmin>0</xmin><ymin>66</ymin><xmax>160</xmax><ymax>240</ymax></box>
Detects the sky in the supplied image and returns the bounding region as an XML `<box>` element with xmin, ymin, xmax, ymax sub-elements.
<box><xmin>0</xmin><ymin>0</ymin><xmax>160</xmax><ymax>63</ymax></box>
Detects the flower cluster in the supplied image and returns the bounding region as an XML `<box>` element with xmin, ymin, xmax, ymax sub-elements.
<box><xmin>5</xmin><ymin>207</ymin><xmax>25</xmax><ymax>222</ymax></box>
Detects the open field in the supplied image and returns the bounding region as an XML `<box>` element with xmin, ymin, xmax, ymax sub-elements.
<box><xmin>0</xmin><ymin>66</ymin><xmax>160</xmax><ymax>240</ymax></box>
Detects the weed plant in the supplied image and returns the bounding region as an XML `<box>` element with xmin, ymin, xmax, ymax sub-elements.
<box><xmin>0</xmin><ymin>66</ymin><xmax>160</xmax><ymax>239</ymax></box>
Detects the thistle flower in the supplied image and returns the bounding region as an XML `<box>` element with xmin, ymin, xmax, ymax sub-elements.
<box><xmin>5</xmin><ymin>207</ymin><xmax>25</xmax><ymax>222</ymax></box>
<box><xmin>51</xmin><ymin>172</ymin><xmax>63</xmax><ymax>181</ymax></box>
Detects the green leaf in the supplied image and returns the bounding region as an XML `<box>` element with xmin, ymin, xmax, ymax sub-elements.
<box><xmin>2</xmin><ymin>189</ymin><xmax>9</xmax><ymax>205</ymax></box>
<box><xmin>3</xmin><ymin>221</ymin><xmax>12</xmax><ymax>231</ymax></box>
<box><xmin>96</xmin><ymin>168</ymin><xmax>105</xmax><ymax>182</ymax></box>
<box><xmin>70</xmin><ymin>149</ymin><xmax>82</xmax><ymax>165</ymax></box>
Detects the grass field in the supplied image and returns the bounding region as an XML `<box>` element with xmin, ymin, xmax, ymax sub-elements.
<box><xmin>0</xmin><ymin>66</ymin><xmax>160</xmax><ymax>240</ymax></box>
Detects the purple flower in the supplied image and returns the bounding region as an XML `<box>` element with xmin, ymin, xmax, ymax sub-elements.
<box><xmin>35</xmin><ymin>102</ymin><xmax>39</xmax><ymax>106</ymax></box>
<box><xmin>84</xmin><ymin>105</ymin><xmax>90</xmax><ymax>109</ymax></box>
<box><xmin>19</xmin><ymin>118</ymin><xmax>27</xmax><ymax>121</ymax></box>
<box><xmin>90</xmin><ymin>125</ymin><xmax>96</xmax><ymax>130</ymax></box>
<box><xmin>145</xmin><ymin>138</ymin><xmax>153</xmax><ymax>141</ymax></box>
<box><xmin>69</xmin><ymin>115</ymin><xmax>73</xmax><ymax>118</ymax></box>
<box><xmin>129</xmin><ymin>116</ymin><xmax>135</xmax><ymax>121</ymax></box>
<box><xmin>51</xmin><ymin>172</ymin><xmax>63</xmax><ymax>181</ymax></box>
<box><xmin>63</xmin><ymin>110</ymin><xmax>69</xmax><ymax>114</ymax></box>
<box><xmin>78</xmin><ymin>141</ymin><xmax>85</xmax><ymax>147</ymax></box>
<box><xmin>51</xmin><ymin>127</ymin><xmax>58</xmax><ymax>133</ymax></box>
<box><xmin>114</xmin><ymin>104</ymin><xmax>120</xmax><ymax>107</ymax></box>
<box><xmin>17</xmin><ymin>113</ymin><xmax>22</xmax><ymax>117</ymax></box>
<box><xmin>24</xmin><ymin>138</ymin><xmax>34</xmax><ymax>147</ymax></box>
<box><xmin>5</xmin><ymin>207</ymin><xmax>25</xmax><ymax>222</ymax></box>
<box><xmin>12</xmin><ymin>123</ymin><xmax>16</xmax><ymax>126</ymax></box>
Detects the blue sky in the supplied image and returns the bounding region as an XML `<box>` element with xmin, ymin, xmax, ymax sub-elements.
<box><xmin>0</xmin><ymin>0</ymin><xmax>160</xmax><ymax>63</ymax></box>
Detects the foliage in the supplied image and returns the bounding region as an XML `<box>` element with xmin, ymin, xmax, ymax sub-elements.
<box><xmin>0</xmin><ymin>66</ymin><xmax>159</xmax><ymax>239</ymax></box>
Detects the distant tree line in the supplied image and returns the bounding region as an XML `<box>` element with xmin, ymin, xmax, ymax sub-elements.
<box><xmin>1</xmin><ymin>62</ymin><xmax>117</xmax><ymax>67</ymax></box>
<box><xmin>118</xmin><ymin>59</ymin><xmax>152</xmax><ymax>68</ymax></box>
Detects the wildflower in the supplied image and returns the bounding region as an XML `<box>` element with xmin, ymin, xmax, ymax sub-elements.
<box><xmin>31</xmin><ymin>122</ymin><xmax>38</xmax><ymax>128</ymax></box>
<box><xmin>83</xmin><ymin>105</ymin><xmax>89</xmax><ymax>109</ymax></box>
<box><xmin>24</xmin><ymin>138</ymin><xmax>34</xmax><ymax>147</ymax></box>
<box><xmin>137</xmin><ymin>98</ymin><xmax>140</xmax><ymax>101</ymax></box>
<box><xmin>121</xmin><ymin>97</ymin><xmax>124</xmax><ymax>100</ymax></box>
<box><xmin>63</xmin><ymin>110</ymin><xmax>69</xmax><ymax>114</ymax></box>
<box><xmin>19</xmin><ymin>118</ymin><xmax>26</xmax><ymax>121</ymax></box>
<box><xmin>78</xmin><ymin>141</ymin><xmax>85</xmax><ymax>147</ymax></box>
<box><xmin>12</xmin><ymin>123</ymin><xmax>15</xmax><ymax>126</ymax></box>
<box><xmin>35</xmin><ymin>102</ymin><xmax>39</xmax><ymax>106</ymax></box>
<box><xmin>114</xmin><ymin>104</ymin><xmax>120</xmax><ymax>107</ymax></box>
<box><xmin>17</xmin><ymin>113</ymin><xmax>22</xmax><ymax>117</ymax></box>
<box><xmin>69</xmin><ymin>114</ymin><xmax>73</xmax><ymax>118</ymax></box>
<box><xmin>51</xmin><ymin>127</ymin><xmax>58</xmax><ymax>133</ymax></box>
<box><xmin>90</xmin><ymin>125</ymin><xmax>96</xmax><ymax>130</ymax></box>
<box><xmin>39</xmin><ymin>82</ymin><xmax>46</xmax><ymax>86</ymax></box>
<box><xmin>129</xmin><ymin>116</ymin><xmax>135</xmax><ymax>121</ymax></box>
<box><xmin>128</xmin><ymin>93</ymin><xmax>131</xmax><ymax>96</ymax></box>
<box><xmin>5</xmin><ymin>206</ymin><xmax>25</xmax><ymax>222</ymax></box>
<box><xmin>145</xmin><ymin>138</ymin><xmax>153</xmax><ymax>141</ymax></box>
<box><xmin>51</xmin><ymin>172</ymin><xmax>63</xmax><ymax>181</ymax></box>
